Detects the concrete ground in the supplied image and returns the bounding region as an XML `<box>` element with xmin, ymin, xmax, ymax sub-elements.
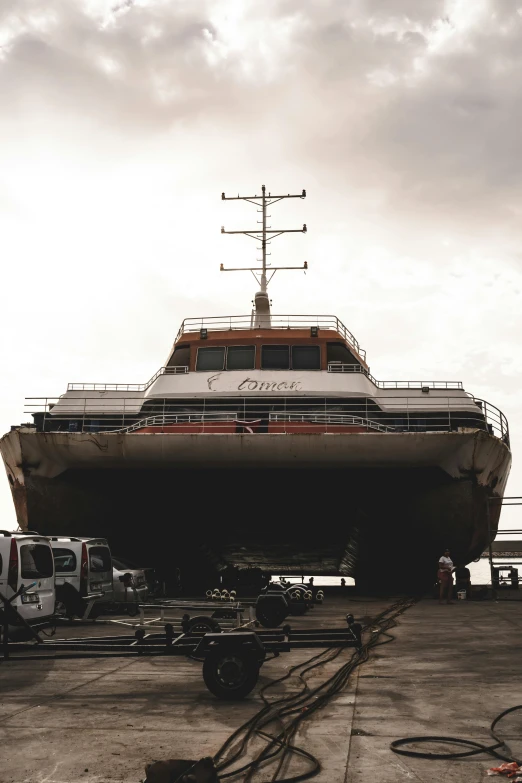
<box><xmin>1</xmin><ymin>596</ymin><xmax>521</xmax><ymax>783</ymax></box>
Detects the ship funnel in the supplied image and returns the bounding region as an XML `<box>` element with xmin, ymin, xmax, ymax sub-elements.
<box><xmin>254</xmin><ymin>290</ymin><xmax>271</xmax><ymax>328</ymax></box>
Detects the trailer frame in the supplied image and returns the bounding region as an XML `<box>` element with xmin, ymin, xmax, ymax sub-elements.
<box><xmin>0</xmin><ymin>618</ymin><xmax>362</xmax><ymax>700</ymax></box>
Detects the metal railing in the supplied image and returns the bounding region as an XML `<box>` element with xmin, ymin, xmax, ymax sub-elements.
<box><xmin>176</xmin><ymin>314</ymin><xmax>366</xmax><ymax>360</ymax></box>
<box><xmin>327</xmin><ymin>363</ymin><xmax>464</xmax><ymax>389</ymax></box>
<box><xmin>67</xmin><ymin>362</ymin><xmax>463</xmax><ymax>393</ymax></box>
<box><xmin>269</xmin><ymin>412</ymin><xmax>394</xmax><ymax>433</ymax></box>
<box><xmin>122</xmin><ymin>413</ymin><xmax>239</xmax><ymax>433</ymax></box>
<box><xmin>24</xmin><ymin>395</ymin><xmax>510</xmax><ymax>444</ymax></box>
<box><xmin>67</xmin><ymin>366</ymin><xmax>188</xmax><ymax>392</ymax></box>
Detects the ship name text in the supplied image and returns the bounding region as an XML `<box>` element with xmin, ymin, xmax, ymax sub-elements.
<box><xmin>207</xmin><ymin>373</ymin><xmax>303</xmax><ymax>392</ymax></box>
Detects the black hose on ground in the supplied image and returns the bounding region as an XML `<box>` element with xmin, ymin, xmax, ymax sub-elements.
<box><xmin>391</xmin><ymin>705</ymin><xmax>522</xmax><ymax>764</ymax></box>
<box><xmin>213</xmin><ymin>596</ymin><xmax>417</xmax><ymax>782</ymax></box>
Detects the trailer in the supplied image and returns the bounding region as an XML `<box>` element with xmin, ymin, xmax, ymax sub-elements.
<box><xmin>2</xmin><ymin>622</ymin><xmax>361</xmax><ymax>700</ymax></box>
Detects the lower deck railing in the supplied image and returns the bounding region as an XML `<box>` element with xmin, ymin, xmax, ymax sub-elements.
<box><xmin>24</xmin><ymin>395</ymin><xmax>510</xmax><ymax>445</ymax></box>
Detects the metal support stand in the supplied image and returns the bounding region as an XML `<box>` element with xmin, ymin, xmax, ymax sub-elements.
<box><xmin>81</xmin><ymin>594</ymin><xmax>104</xmax><ymax>621</ymax></box>
<box><xmin>486</xmin><ymin>496</ymin><xmax>496</xmax><ymax>600</ymax></box>
<box><xmin>486</xmin><ymin>496</ymin><xmax>522</xmax><ymax>599</ymax></box>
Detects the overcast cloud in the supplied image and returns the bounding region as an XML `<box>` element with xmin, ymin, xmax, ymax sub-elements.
<box><xmin>1</xmin><ymin>0</ymin><xmax>521</xmax><ymax>529</ymax></box>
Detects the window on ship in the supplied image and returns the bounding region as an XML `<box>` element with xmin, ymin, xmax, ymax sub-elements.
<box><xmin>196</xmin><ymin>346</ymin><xmax>226</xmax><ymax>371</ymax></box>
<box><xmin>169</xmin><ymin>345</ymin><xmax>190</xmax><ymax>367</ymax></box>
<box><xmin>292</xmin><ymin>345</ymin><xmax>320</xmax><ymax>370</ymax></box>
<box><xmin>261</xmin><ymin>345</ymin><xmax>290</xmax><ymax>370</ymax></box>
<box><xmin>226</xmin><ymin>345</ymin><xmax>256</xmax><ymax>370</ymax></box>
<box><xmin>327</xmin><ymin>342</ymin><xmax>360</xmax><ymax>366</ymax></box>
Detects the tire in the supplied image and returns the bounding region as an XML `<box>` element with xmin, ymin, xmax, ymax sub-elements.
<box><xmin>55</xmin><ymin>583</ymin><xmax>85</xmax><ymax>620</ymax></box>
<box><xmin>255</xmin><ymin>602</ymin><xmax>288</xmax><ymax>628</ymax></box>
<box><xmin>202</xmin><ymin>653</ymin><xmax>259</xmax><ymax>700</ymax></box>
<box><xmin>186</xmin><ymin>615</ymin><xmax>221</xmax><ymax>634</ymax></box>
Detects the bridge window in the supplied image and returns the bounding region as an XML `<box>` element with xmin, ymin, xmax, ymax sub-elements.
<box><xmin>196</xmin><ymin>347</ymin><xmax>225</xmax><ymax>371</ymax></box>
<box><xmin>169</xmin><ymin>345</ymin><xmax>190</xmax><ymax>367</ymax></box>
<box><xmin>327</xmin><ymin>342</ymin><xmax>359</xmax><ymax>365</ymax></box>
<box><xmin>262</xmin><ymin>345</ymin><xmax>290</xmax><ymax>370</ymax></box>
<box><xmin>226</xmin><ymin>345</ymin><xmax>255</xmax><ymax>370</ymax></box>
<box><xmin>292</xmin><ymin>345</ymin><xmax>320</xmax><ymax>370</ymax></box>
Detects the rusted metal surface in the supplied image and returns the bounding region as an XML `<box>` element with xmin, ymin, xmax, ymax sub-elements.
<box><xmin>0</xmin><ymin>429</ymin><xmax>29</xmax><ymax>528</ymax></box>
<box><xmin>1</xmin><ymin>428</ymin><xmax>511</xmax><ymax>486</ymax></box>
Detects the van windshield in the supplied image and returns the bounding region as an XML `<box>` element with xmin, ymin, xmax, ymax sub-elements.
<box><xmin>20</xmin><ymin>544</ymin><xmax>54</xmax><ymax>579</ymax></box>
<box><xmin>89</xmin><ymin>547</ymin><xmax>111</xmax><ymax>573</ymax></box>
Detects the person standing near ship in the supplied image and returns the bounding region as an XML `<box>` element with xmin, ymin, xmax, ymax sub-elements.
<box><xmin>438</xmin><ymin>549</ymin><xmax>454</xmax><ymax>604</ymax></box>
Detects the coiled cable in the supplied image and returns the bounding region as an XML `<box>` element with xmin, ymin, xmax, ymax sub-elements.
<box><xmin>391</xmin><ymin>704</ymin><xmax>522</xmax><ymax>764</ymax></box>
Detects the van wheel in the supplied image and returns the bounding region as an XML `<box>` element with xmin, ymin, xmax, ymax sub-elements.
<box><xmin>55</xmin><ymin>583</ymin><xmax>85</xmax><ymax>619</ymax></box>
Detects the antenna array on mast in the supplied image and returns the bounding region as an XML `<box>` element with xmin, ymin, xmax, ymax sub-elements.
<box><xmin>220</xmin><ymin>184</ymin><xmax>308</xmax><ymax>327</ymax></box>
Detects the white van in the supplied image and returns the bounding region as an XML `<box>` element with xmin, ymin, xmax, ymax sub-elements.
<box><xmin>50</xmin><ymin>537</ymin><xmax>114</xmax><ymax>616</ymax></box>
<box><xmin>112</xmin><ymin>557</ymin><xmax>150</xmax><ymax>603</ymax></box>
<box><xmin>0</xmin><ymin>531</ymin><xmax>55</xmax><ymax>626</ymax></box>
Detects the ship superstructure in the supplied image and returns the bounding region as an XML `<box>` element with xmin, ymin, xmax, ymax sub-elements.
<box><xmin>0</xmin><ymin>187</ymin><xmax>512</xmax><ymax>590</ymax></box>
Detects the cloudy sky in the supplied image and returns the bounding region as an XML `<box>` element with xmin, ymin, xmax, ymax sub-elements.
<box><xmin>1</xmin><ymin>0</ymin><xmax>521</xmax><ymax>530</ymax></box>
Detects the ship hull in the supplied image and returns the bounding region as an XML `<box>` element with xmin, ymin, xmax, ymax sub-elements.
<box><xmin>1</xmin><ymin>428</ymin><xmax>511</xmax><ymax>591</ymax></box>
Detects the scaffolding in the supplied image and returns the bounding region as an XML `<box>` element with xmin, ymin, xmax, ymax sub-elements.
<box><xmin>486</xmin><ymin>496</ymin><xmax>522</xmax><ymax>598</ymax></box>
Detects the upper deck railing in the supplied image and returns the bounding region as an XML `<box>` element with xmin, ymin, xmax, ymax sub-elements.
<box><xmin>67</xmin><ymin>366</ymin><xmax>188</xmax><ymax>392</ymax></box>
<box><xmin>327</xmin><ymin>363</ymin><xmax>464</xmax><ymax>389</ymax></box>
<box><xmin>176</xmin><ymin>315</ymin><xmax>367</xmax><ymax>360</ymax></box>
<box><xmin>67</xmin><ymin>363</ymin><xmax>463</xmax><ymax>393</ymax></box>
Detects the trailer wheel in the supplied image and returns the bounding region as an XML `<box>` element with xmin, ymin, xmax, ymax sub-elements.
<box><xmin>203</xmin><ymin>653</ymin><xmax>259</xmax><ymax>700</ymax></box>
<box><xmin>255</xmin><ymin>603</ymin><xmax>287</xmax><ymax>628</ymax></box>
<box><xmin>186</xmin><ymin>616</ymin><xmax>221</xmax><ymax>634</ymax></box>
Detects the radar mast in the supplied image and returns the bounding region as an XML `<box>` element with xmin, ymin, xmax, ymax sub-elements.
<box><xmin>220</xmin><ymin>185</ymin><xmax>308</xmax><ymax>327</ymax></box>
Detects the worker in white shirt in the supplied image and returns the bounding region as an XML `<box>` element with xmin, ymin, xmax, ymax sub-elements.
<box><xmin>438</xmin><ymin>549</ymin><xmax>454</xmax><ymax>604</ymax></box>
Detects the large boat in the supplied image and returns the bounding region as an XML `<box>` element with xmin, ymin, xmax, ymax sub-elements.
<box><xmin>0</xmin><ymin>187</ymin><xmax>512</xmax><ymax>591</ymax></box>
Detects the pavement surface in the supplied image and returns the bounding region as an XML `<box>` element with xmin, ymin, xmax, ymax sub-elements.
<box><xmin>0</xmin><ymin>596</ymin><xmax>521</xmax><ymax>782</ymax></box>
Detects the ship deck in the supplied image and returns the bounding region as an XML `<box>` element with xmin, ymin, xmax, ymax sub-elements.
<box><xmin>1</xmin><ymin>595</ymin><xmax>521</xmax><ymax>782</ymax></box>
